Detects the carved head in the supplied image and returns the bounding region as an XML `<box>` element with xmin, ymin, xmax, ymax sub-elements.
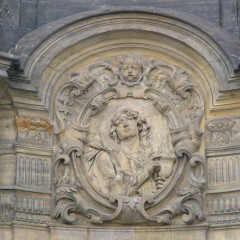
<box><xmin>110</xmin><ymin>108</ymin><xmax>150</xmax><ymax>148</ymax></box>
<box><xmin>120</xmin><ymin>55</ymin><xmax>143</xmax><ymax>82</ymax></box>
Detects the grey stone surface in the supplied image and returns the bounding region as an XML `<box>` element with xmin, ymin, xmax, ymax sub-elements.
<box><xmin>20</xmin><ymin>0</ymin><xmax>37</xmax><ymax>30</ymax></box>
<box><xmin>0</xmin><ymin>0</ymin><xmax>240</xmax><ymax>52</ymax></box>
<box><xmin>0</xmin><ymin>2</ymin><xmax>240</xmax><ymax>239</ymax></box>
<box><xmin>9</xmin><ymin>7</ymin><xmax>240</xmax><ymax>79</ymax></box>
<box><xmin>1</xmin><ymin>28</ymin><xmax>17</xmax><ymax>51</ymax></box>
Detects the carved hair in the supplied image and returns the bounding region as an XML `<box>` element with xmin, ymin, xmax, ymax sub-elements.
<box><xmin>110</xmin><ymin>108</ymin><xmax>151</xmax><ymax>149</ymax></box>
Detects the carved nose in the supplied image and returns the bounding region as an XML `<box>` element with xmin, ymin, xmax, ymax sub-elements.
<box><xmin>123</xmin><ymin>119</ymin><xmax>128</xmax><ymax>127</ymax></box>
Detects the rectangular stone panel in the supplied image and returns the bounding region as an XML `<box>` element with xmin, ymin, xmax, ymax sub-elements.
<box><xmin>20</xmin><ymin>0</ymin><xmax>37</xmax><ymax>29</ymax></box>
<box><xmin>15</xmin><ymin>116</ymin><xmax>53</xmax><ymax>147</ymax></box>
<box><xmin>219</xmin><ymin>0</ymin><xmax>238</xmax><ymax>35</ymax></box>
<box><xmin>206</xmin><ymin>117</ymin><xmax>240</xmax><ymax>150</ymax></box>
<box><xmin>151</xmin><ymin>0</ymin><xmax>220</xmax><ymax>24</ymax></box>
<box><xmin>0</xmin><ymin>226</ymin><xmax>12</xmax><ymax>240</ymax></box>
<box><xmin>207</xmin><ymin>192</ymin><xmax>240</xmax><ymax>225</ymax></box>
<box><xmin>50</xmin><ymin>226</ymin><xmax>207</xmax><ymax>240</ymax></box>
<box><xmin>207</xmin><ymin>193</ymin><xmax>240</xmax><ymax>215</ymax></box>
<box><xmin>16</xmin><ymin>195</ymin><xmax>50</xmax><ymax>214</ymax></box>
<box><xmin>87</xmin><ymin>229</ymin><xmax>135</xmax><ymax>240</ymax></box>
<box><xmin>15</xmin><ymin>212</ymin><xmax>50</xmax><ymax>225</ymax></box>
<box><xmin>50</xmin><ymin>227</ymin><xmax>87</xmax><ymax>240</ymax></box>
<box><xmin>13</xmin><ymin>226</ymin><xmax>49</xmax><ymax>240</ymax></box>
<box><xmin>208</xmin><ymin>213</ymin><xmax>240</xmax><ymax>226</ymax></box>
<box><xmin>15</xmin><ymin>192</ymin><xmax>51</xmax><ymax>225</ymax></box>
<box><xmin>36</xmin><ymin>0</ymin><xmax>220</xmax><ymax>27</ymax></box>
<box><xmin>135</xmin><ymin>228</ymin><xmax>207</xmax><ymax>240</ymax></box>
<box><xmin>0</xmin><ymin>117</ymin><xmax>16</xmax><ymax>145</ymax></box>
<box><xmin>16</xmin><ymin>154</ymin><xmax>51</xmax><ymax>190</ymax></box>
<box><xmin>0</xmin><ymin>154</ymin><xmax>16</xmax><ymax>185</ymax></box>
<box><xmin>0</xmin><ymin>192</ymin><xmax>15</xmax><ymax>221</ymax></box>
<box><xmin>0</xmin><ymin>0</ymin><xmax>20</xmax><ymax>28</ymax></box>
<box><xmin>208</xmin><ymin>154</ymin><xmax>240</xmax><ymax>188</ymax></box>
<box><xmin>0</xmin><ymin>29</ymin><xmax>17</xmax><ymax>53</ymax></box>
<box><xmin>37</xmin><ymin>0</ymin><xmax>92</xmax><ymax>27</ymax></box>
<box><xmin>209</xmin><ymin>227</ymin><xmax>240</xmax><ymax>240</ymax></box>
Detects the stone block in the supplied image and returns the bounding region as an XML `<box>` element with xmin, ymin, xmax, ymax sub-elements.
<box><xmin>37</xmin><ymin>1</ymin><xmax>92</xmax><ymax>27</ymax></box>
<box><xmin>219</xmin><ymin>0</ymin><xmax>238</xmax><ymax>37</ymax></box>
<box><xmin>209</xmin><ymin>227</ymin><xmax>240</xmax><ymax>240</ymax></box>
<box><xmin>1</xmin><ymin>29</ymin><xmax>17</xmax><ymax>52</ymax></box>
<box><xmin>16</xmin><ymin>154</ymin><xmax>51</xmax><ymax>191</ymax></box>
<box><xmin>0</xmin><ymin>154</ymin><xmax>16</xmax><ymax>185</ymax></box>
<box><xmin>207</xmin><ymin>154</ymin><xmax>240</xmax><ymax>188</ymax></box>
<box><xmin>0</xmin><ymin>226</ymin><xmax>13</xmax><ymax>240</ymax></box>
<box><xmin>135</xmin><ymin>227</ymin><xmax>207</xmax><ymax>240</ymax></box>
<box><xmin>87</xmin><ymin>228</ymin><xmax>135</xmax><ymax>240</ymax></box>
<box><xmin>18</xmin><ymin>28</ymin><xmax>35</xmax><ymax>39</ymax></box>
<box><xmin>50</xmin><ymin>227</ymin><xmax>87</xmax><ymax>240</ymax></box>
<box><xmin>13</xmin><ymin>225</ymin><xmax>49</xmax><ymax>240</ymax></box>
<box><xmin>0</xmin><ymin>0</ymin><xmax>20</xmax><ymax>28</ymax></box>
<box><xmin>20</xmin><ymin>0</ymin><xmax>37</xmax><ymax>29</ymax></box>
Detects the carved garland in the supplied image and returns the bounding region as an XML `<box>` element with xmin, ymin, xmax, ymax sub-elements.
<box><xmin>52</xmin><ymin>54</ymin><xmax>205</xmax><ymax>225</ymax></box>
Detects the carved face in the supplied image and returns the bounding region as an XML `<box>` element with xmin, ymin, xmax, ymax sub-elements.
<box><xmin>122</xmin><ymin>57</ymin><xmax>141</xmax><ymax>82</ymax></box>
<box><xmin>115</xmin><ymin>114</ymin><xmax>139</xmax><ymax>141</ymax></box>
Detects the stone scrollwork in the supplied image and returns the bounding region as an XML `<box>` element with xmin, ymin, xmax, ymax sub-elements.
<box><xmin>206</xmin><ymin>118</ymin><xmax>237</xmax><ymax>146</ymax></box>
<box><xmin>15</xmin><ymin>116</ymin><xmax>52</xmax><ymax>144</ymax></box>
<box><xmin>53</xmin><ymin>54</ymin><xmax>205</xmax><ymax>225</ymax></box>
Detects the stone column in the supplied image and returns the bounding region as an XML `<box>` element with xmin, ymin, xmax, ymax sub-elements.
<box><xmin>0</xmin><ymin>52</ymin><xmax>19</xmax><ymax>187</ymax></box>
<box><xmin>0</xmin><ymin>52</ymin><xmax>19</xmax><ymax>240</ymax></box>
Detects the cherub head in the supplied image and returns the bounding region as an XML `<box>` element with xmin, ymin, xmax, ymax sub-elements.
<box><xmin>120</xmin><ymin>55</ymin><xmax>143</xmax><ymax>83</ymax></box>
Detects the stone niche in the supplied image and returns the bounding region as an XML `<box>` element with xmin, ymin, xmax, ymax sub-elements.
<box><xmin>0</xmin><ymin>7</ymin><xmax>240</xmax><ymax>240</ymax></box>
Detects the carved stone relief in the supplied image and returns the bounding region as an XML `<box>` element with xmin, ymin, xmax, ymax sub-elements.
<box><xmin>15</xmin><ymin>195</ymin><xmax>50</xmax><ymax>224</ymax></box>
<box><xmin>207</xmin><ymin>192</ymin><xmax>240</xmax><ymax>225</ymax></box>
<box><xmin>0</xmin><ymin>191</ymin><xmax>51</xmax><ymax>224</ymax></box>
<box><xmin>0</xmin><ymin>193</ymin><xmax>15</xmax><ymax>222</ymax></box>
<box><xmin>206</xmin><ymin>118</ymin><xmax>239</xmax><ymax>147</ymax></box>
<box><xmin>15</xmin><ymin>116</ymin><xmax>53</xmax><ymax>145</ymax></box>
<box><xmin>16</xmin><ymin>154</ymin><xmax>50</xmax><ymax>189</ymax></box>
<box><xmin>52</xmin><ymin>54</ymin><xmax>206</xmax><ymax>225</ymax></box>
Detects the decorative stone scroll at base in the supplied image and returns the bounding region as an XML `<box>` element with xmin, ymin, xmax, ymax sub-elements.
<box><xmin>52</xmin><ymin>54</ymin><xmax>205</xmax><ymax>225</ymax></box>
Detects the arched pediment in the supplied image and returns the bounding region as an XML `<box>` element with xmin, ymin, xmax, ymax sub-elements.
<box><xmin>1</xmin><ymin>6</ymin><xmax>240</xmax><ymax>236</ymax></box>
<box><xmin>7</xmin><ymin>7</ymin><xmax>240</xmax><ymax>114</ymax></box>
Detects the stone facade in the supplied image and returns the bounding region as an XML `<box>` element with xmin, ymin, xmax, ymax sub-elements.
<box><xmin>0</xmin><ymin>4</ymin><xmax>240</xmax><ymax>240</ymax></box>
<box><xmin>0</xmin><ymin>0</ymin><xmax>239</xmax><ymax>52</ymax></box>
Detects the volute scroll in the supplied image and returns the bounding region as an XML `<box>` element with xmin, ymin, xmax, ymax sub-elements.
<box><xmin>53</xmin><ymin>54</ymin><xmax>205</xmax><ymax>225</ymax></box>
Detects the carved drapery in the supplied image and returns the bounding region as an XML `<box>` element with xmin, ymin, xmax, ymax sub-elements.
<box><xmin>52</xmin><ymin>54</ymin><xmax>205</xmax><ymax>225</ymax></box>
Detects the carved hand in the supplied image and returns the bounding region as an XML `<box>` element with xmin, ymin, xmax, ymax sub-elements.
<box><xmin>154</xmin><ymin>175</ymin><xmax>167</xmax><ymax>190</ymax></box>
<box><xmin>147</xmin><ymin>161</ymin><xmax>161</xmax><ymax>175</ymax></box>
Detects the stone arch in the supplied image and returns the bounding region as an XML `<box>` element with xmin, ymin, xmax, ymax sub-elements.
<box><xmin>3</xmin><ymin>6</ymin><xmax>240</xmax><ymax>230</ymax></box>
<box><xmin>8</xmin><ymin>8</ymin><xmax>240</xmax><ymax>118</ymax></box>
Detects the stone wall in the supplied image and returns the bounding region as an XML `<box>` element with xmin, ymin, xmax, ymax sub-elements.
<box><xmin>0</xmin><ymin>0</ymin><xmax>239</xmax><ymax>52</ymax></box>
<box><xmin>0</xmin><ymin>4</ymin><xmax>240</xmax><ymax>240</ymax></box>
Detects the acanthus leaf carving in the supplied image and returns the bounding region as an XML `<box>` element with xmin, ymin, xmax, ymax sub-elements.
<box><xmin>53</xmin><ymin>54</ymin><xmax>206</xmax><ymax>226</ymax></box>
<box><xmin>52</xmin><ymin>193</ymin><xmax>77</xmax><ymax>224</ymax></box>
